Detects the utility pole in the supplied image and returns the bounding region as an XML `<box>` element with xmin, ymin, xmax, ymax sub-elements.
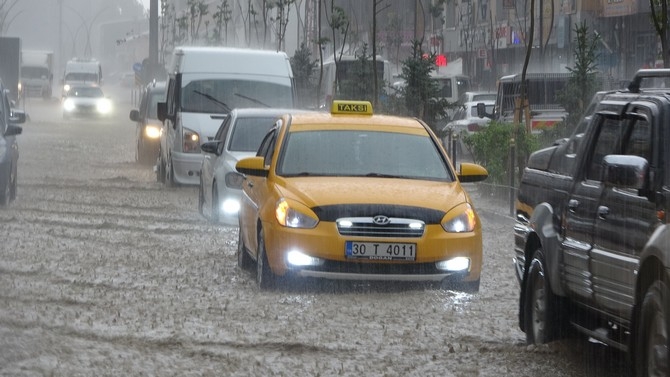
<box><xmin>149</xmin><ymin>0</ymin><xmax>159</xmax><ymax>80</ymax></box>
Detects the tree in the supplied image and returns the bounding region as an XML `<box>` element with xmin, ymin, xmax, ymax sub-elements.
<box><xmin>650</xmin><ymin>0</ymin><xmax>670</xmax><ymax>68</ymax></box>
<box><xmin>557</xmin><ymin>21</ymin><xmax>600</xmax><ymax>133</ymax></box>
<box><xmin>398</xmin><ymin>40</ymin><xmax>448</xmax><ymax>131</ymax></box>
<box><xmin>290</xmin><ymin>42</ymin><xmax>318</xmax><ymax>108</ymax></box>
<box><xmin>0</xmin><ymin>0</ymin><xmax>21</xmax><ymax>35</ymax></box>
<box><xmin>212</xmin><ymin>0</ymin><xmax>232</xmax><ymax>45</ymax></box>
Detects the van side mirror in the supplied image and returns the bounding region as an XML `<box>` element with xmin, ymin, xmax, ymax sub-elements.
<box><xmin>157</xmin><ymin>101</ymin><xmax>167</xmax><ymax>122</ymax></box>
<box><xmin>476</xmin><ymin>102</ymin><xmax>492</xmax><ymax>119</ymax></box>
<box><xmin>129</xmin><ymin>109</ymin><xmax>140</xmax><ymax>122</ymax></box>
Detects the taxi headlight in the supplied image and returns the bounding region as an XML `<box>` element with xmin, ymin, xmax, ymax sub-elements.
<box><xmin>275</xmin><ymin>198</ymin><xmax>318</xmax><ymax>228</ymax></box>
<box><xmin>63</xmin><ymin>98</ymin><xmax>75</xmax><ymax>112</ymax></box>
<box><xmin>183</xmin><ymin>127</ymin><xmax>201</xmax><ymax>153</ymax></box>
<box><xmin>436</xmin><ymin>257</ymin><xmax>470</xmax><ymax>271</ymax></box>
<box><xmin>144</xmin><ymin>125</ymin><xmax>161</xmax><ymax>139</ymax></box>
<box><xmin>442</xmin><ymin>203</ymin><xmax>477</xmax><ymax>233</ymax></box>
<box><xmin>96</xmin><ymin>99</ymin><xmax>112</xmax><ymax>114</ymax></box>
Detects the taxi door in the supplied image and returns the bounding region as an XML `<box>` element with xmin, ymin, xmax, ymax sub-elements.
<box><xmin>239</xmin><ymin>125</ymin><xmax>278</xmax><ymax>259</ymax></box>
<box><xmin>562</xmin><ymin>114</ymin><xmax>624</xmax><ymax>304</ymax></box>
<box><xmin>591</xmin><ymin>107</ymin><xmax>657</xmax><ymax>317</ymax></box>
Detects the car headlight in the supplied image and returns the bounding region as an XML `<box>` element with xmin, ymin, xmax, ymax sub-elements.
<box><xmin>183</xmin><ymin>127</ymin><xmax>201</xmax><ymax>153</ymax></box>
<box><xmin>63</xmin><ymin>98</ymin><xmax>75</xmax><ymax>112</ymax></box>
<box><xmin>441</xmin><ymin>203</ymin><xmax>477</xmax><ymax>233</ymax></box>
<box><xmin>144</xmin><ymin>125</ymin><xmax>161</xmax><ymax>139</ymax></box>
<box><xmin>96</xmin><ymin>99</ymin><xmax>112</xmax><ymax>114</ymax></box>
<box><xmin>275</xmin><ymin>198</ymin><xmax>318</xmax><ymax>228</ymax></box>
<box><xmin>435</xmin><ymin>257</ymin><xmax>471</xmax><ymax>272</ymax></box>
<box><xmin>63</xmin><ymin>84</ymin><xmax>71</xmax><ymax>92</ymax></box>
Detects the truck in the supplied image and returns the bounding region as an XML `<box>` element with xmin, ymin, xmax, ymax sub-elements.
<box><xmin>0</xmin><ymin>37</ymin><xmax>22</xmax><ymax>105</ymax></box>
<box><xmin>513</xmin><ymin>69</ymin><xmax>670</xmax><ymax>375</ymax></box>
<box><xmin>20</xmin><ymin>50</ymin><xmax>54</xmax><ymax>99</ymax></box>
<box><xmin>62</xmin><ymin>58</ymin><xmax>102</xmax><ymax>95</ymax></box>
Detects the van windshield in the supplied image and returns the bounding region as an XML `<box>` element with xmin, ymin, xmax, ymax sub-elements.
<box><xmin>181</xmin><ymin>79</ymin><xmax>293</xmax><ymax>113</ymax></box>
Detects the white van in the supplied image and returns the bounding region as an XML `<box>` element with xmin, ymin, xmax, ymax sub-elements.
<box><xmin>157</xmin><ymin>47</ymin><xmax>295</xmax><ymax>186</ymax></box>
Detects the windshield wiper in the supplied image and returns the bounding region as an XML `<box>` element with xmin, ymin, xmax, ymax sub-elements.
<box><xmin>364</xmin><ymin>172</ymin><xmax>404</xmax><ymax>179</ymax></box>
<box><xmin>193</xmin><ymin>90</ymin><xmax>232</xmax><ymax>112</ymax></box>
<box><xmin>234</xmin><ymin>93</ymin><xmax>270</xmax><ymax>108</ymax></box>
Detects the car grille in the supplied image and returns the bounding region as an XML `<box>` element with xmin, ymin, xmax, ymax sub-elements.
<box><xmin>337</xmin><ymin>217</ymin><xmax>425</xmax><ymax>238</ymax></box>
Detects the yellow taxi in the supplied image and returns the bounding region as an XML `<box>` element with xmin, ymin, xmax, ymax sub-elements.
<box><xmin>236</xmin><ymin>100</ymin><xmax>488</xmax><ymax>290</ymax></box>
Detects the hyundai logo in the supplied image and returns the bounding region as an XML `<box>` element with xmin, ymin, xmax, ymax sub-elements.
<box><xmin>372</xmin><ymin>215</ymin><xmax>391</xmax><ymax>225</ymax></box>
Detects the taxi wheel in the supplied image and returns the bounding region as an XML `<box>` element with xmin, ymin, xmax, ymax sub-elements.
<box><xmin>256</xmin><ymin>231</ymin><xmax>276</xmax><ymax>290</ymax></box>
<box><xmin>523</xmin><ymin>247</ymin><xmax>565</xmax><ymax>344</ymax></box>
<box><xmin>636</xmin><ymin>280</ymin><xmax>670</xmax><ymax>377</ymax></box>
<box><xmin>0</xmin><ymin>178</ymin><xmax>9</xmax><ymax>207</ymax></box>
<box><xmin>211</xmin><ymin>183</ymin><xmax>220</xmax><ymax>222</ymax></box>
<box><xmin>237</xmin><ymin>228</ymin><xmax>253</xmax><ymax>270</ymax></box>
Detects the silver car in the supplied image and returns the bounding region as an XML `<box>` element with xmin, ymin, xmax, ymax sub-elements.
<box><xmin>198</xmin><ymin>108</ymin><xmax>303</xmax><ymax>225</ymax></box>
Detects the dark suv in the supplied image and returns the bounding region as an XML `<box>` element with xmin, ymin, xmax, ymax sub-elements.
<box><xmin>514</xmin><ymin>69</ymin><xmax>670</xmax><ymax>376</ymax></box>
<box><xmin>0</xmin><ymin>80</ymin><xmax>26</xmax><ymax>206</ymax></box>
<box><xmin>129</xmin><ymin>81</ymin><xmax>166</xmax><ymax>165</ymax></box>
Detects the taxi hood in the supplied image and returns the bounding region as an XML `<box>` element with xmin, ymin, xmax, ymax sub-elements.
<box><xmin>276</xmin><ymin>177</ymin><xmax>468</xmax><ymax>216</ymax></box>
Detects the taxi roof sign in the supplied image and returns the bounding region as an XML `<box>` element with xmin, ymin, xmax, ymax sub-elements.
<box><xmin>331</xmin><ymin>100</ymin><xmax>373</xmax><ymax>115</ymax></box>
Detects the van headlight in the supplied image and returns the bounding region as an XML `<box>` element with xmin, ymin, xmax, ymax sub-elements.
<box><xmin>96</xmin><ymin>98</ymin><xmax>112</xmax><ymax>114</ymax></box>
<box><xmin>63</xmin><ymin>98</ymin><xmax>75</xmax><ymax>112</ymax></box>
<box><xmin>144</xmin><ymin>125</ymin><xmax>161</xmax><ymax>139</ymax></box>
<box><xmin>183</xmin><ymin>127</ymin><xmax>201</xmax><ymax>153</ymax></box>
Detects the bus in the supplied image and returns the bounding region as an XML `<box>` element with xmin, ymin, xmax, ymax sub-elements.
<box><xmin>490</xmin><ymin>72</ymin><xmax>571</xmax><ymax>130</ymax></box>
<box><xmin>320</xmin><ymin>54</ymin><xmax>392</xmax><ymax>108</ymax></box>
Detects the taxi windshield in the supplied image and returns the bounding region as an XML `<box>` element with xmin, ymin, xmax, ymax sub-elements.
<box><xmin>278</xmin><ymin>129</ymin><xmax>453</xmax><ymax>181</ymax></box>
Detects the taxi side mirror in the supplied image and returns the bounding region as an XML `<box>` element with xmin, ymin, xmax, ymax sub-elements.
<box><xmin>236</xmin><ymin>156</ymin><xmax>268</xmax><ymax>178</ymax></box>
<box><xmin>458</xmin><ymin>162</ymin><xmax>488</xmax><ymax>183</ymax></box>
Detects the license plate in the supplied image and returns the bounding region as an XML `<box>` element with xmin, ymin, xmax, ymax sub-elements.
<box><xmin>345</xmin><ymin>241</ymin><xmax>416</xmax><ymax>261</ymax></box>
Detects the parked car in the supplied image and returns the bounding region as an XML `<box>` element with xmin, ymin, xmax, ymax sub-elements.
<box><xmin>199</xmin><ymin>107</ymin><xmax>306</xmax><ymax>226</ymax></box>
<box><xmin>61</xmin><ymin>84</ymin><xmax>112</xmax><ymax>119</ymax></box>
<box><xmin>443</xmin><ymin>100</ymin><xmax>495</xmax><ymax>136</ymax></box>
<box><xmin>130</xmin><ymin>81</ymin><xmax>166</xmax><ymax>165</ymax></box>
<box><xmin>0</xmin><ymin>80</ymin><xmax>26</xmax><ymax>206</ymax></box>
<box><xmin>236</xmin><ymin>100</ymin><xmax>488</xmax><ymax>290</ymax></box>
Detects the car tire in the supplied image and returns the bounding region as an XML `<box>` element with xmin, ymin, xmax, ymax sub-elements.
<box><xmin>9</xmin><ymin>163</ymin><xmax>17</xmax><ymax>201</ymax></box>
<box><xmin>256</xmin><ymin>230</ymin><xmax>276</xmax><ymax>290</ymax></box>
<box><xmin>635</xmin><ymin>280</ymin><xmax>670</xmax><ymax>377</ymax></box>
<box><xmin>0</xmin><ymin>178</ymin><xmax>10</xmax><ymax>207</ymax></box>
<box><xmin>211</xmin><ymin>182</ymin><xmax>220</xmax><ymax>223</ymax></box>
<box><xmin>198</xmin><ymin>175</ymin><xmax>205</xmax><ymax>216</ymax></box>
<box><xmin>156</xmin><ymin>155</ymin><xmax>166</xmax><ymax>183</ymax></box>
<box><xmin>523</xmin><ymin>247</ymin><xmax>565</xmax><ymax>344</ymax></box>
<box><xmin>166</xmin><ymin>157</ymin><xmax>176</xmax><ymax>187</ymax></box>
<box><xmin>237</xmin><ymin>228</ymin><xmax>253</xmax><ymax>271</ymax></box>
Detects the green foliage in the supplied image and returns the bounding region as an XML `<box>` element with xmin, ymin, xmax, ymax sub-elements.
<box><xmin>462</xmin><ymin>122</ymin><xmax>537</xmax><ymax>191</ymax></box>
<box><xmin>557</xmin><ymin>21</ymin><xmax>601</xmax><ymax>133</ymax></box>
<box><xmin>290</xmin><ymin>42</ymin><xmax>318</xmax><ymax>109</ymax></box>
<box><xmin>397</xmin><ymin>40</ymin><xmax>450</xmax><ymax>132</ymax></box>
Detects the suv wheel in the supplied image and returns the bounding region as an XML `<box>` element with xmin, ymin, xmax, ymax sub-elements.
<box><xmin>523</xmin><ymin>247</ymin><xmax>565</xmax><ymax>344</ymax></box>
<box><xmin>636</xmin><ymin>280</ymin><xmax>669</xmax><ymax>377</ymax></box>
